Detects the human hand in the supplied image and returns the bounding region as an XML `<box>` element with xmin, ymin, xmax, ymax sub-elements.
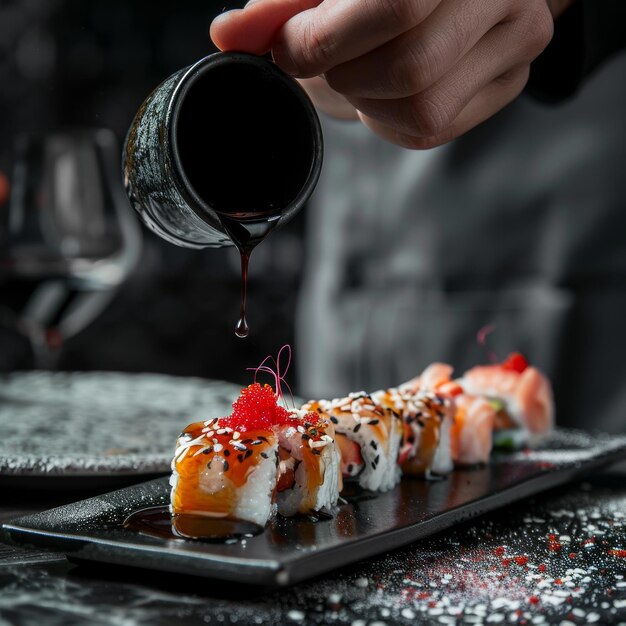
<box><xmin>211</xmin><ymin>0</ymin><xmax>559</xmax><ymax>149</ymax></box>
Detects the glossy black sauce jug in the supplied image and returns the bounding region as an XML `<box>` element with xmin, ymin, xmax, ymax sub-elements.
<box><xmin>123</xmin><ymin>52</ymin><xmax>323</xmax><ymax>249</ymax></box>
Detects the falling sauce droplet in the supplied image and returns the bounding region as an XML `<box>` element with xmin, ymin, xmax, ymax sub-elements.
<box><xmin>235</xmin><ymin>314</ymin><xmax>249</xmax><ymax>338</ymax></box>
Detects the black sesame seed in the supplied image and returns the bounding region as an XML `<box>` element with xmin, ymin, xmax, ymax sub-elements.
<box><xmin>353</xmin><ymin>423</ymin><xmax>362</xmax><ymax>433</ymax></box>
<box><xmin>223</xmin><ymin>449</ymin><xmax>230</xmax><ymax>457</ymax></box>
<box><xmin>312</xmin><ymin>449</ymin><xmax>321</xmax><ymax>456</ymax></box>
<box><xmin>330</xmin><ymin>416</ymin><xmax>338</xmax><ymax>424</ymax></box>
<box><xmin>368</xmin><ymin>419</ymin><xmax>379</xmax><ymax>426</ymax></box>
<box><xmin>202</xmin><ymin>446</ymin><xmax>214</xmax><ymax>455</ymax></box>
<box><xmin>417</xmin><ymin>419</ymin><xmax>425</xmax><ymax>428</ymax></box>
<box><xmin>370</xmin><ymin>441</ymin><xmax>378</xmax><ymax>450</ymax></box>
<box><xmin>347</xmin><ymin>464</ymin><xmax>354</xmax><ymax>473</ymax></box>
<box><xmin>371</xmin><ymin>462</ymin><xmax>377</xmax><ymax>470</ymax></box>
<box><xmin>407</xmin><ymin>436</ymin><xmax>415</xmax><ymax>444</ymax></box>
<box><xmin>237</xmin><ymin>454</ymin><xmax>244</xmax><ymax>463</ymax></box>
<box><xmin>374</xmin><ymin>455</ymin><xmax>380</xmax><ymax>465</ymax></box>
<box><xmin>260</xmin><ymin>452</ymin><xmax>269</xmax><ymax>459</ymax></box>
<box><xmin>207</xmin><ymin>461</ymin><xmax>212</xmax><ymax>469</ymax></box>
<box><xmin>223</xmin><ymin>460</ymin><xmax>229</xmax><ymax>471</ymax></box>
<box><xmin>245</xmin><ymin>449</ymin><xmax>253</xmax><ymax>459</ymax></box>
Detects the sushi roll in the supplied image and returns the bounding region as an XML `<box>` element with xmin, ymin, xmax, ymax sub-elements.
<box><xmin>170</xmin><ymin>383</ymin><xmax>341</xmax><ymax>532</ymax></box>
<box><xmin>304</xmin><ymin>392</ymin><xmax>403</xmax><ymax>492</ymax></box>
<box><xmin>275</xmin><ymin>409</ymin><xmax>341</xmax><ymax>517</ymax></box>
<box><xmin>170</xmin><ymin>418</ymin><xmax>279</xmax><ymax>528</ymax></box>
<box><xmin>374</xmin><ymin>386</ymin><xmax>456</xmax><ymax>478</ymax></box>
<box><xmin>399</xmin><ymin>362</ymin><xmax>497</xmax><ymax>467</ymax></box>
<box><xmin>460</xmin><ymin>352</ymin><xmax>554</xmax><ymax>445</ymax></box>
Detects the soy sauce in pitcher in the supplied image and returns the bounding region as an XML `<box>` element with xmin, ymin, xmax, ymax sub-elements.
<box><xmin>123</xmin><ymin>53</ymin><xmax>322</xmax><ymax>337</ymax></box>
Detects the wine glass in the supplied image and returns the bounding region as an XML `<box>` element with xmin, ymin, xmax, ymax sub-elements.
<box><xmin>0</xmin><ymin>128</ymin><xmax>142</xmax><ymax>369</ymax></box>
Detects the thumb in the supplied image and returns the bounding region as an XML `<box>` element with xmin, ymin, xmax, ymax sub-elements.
<box><xmin>210</xmin><ymin>0</ymin><xmax>321</xmax><ymax>55</ymax></box>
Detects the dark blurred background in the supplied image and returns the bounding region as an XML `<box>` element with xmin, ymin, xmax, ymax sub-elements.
<box><xmin>0</xmin><ymin>0</ymin><xmax>306</xmax><ymax>387</ymax></box>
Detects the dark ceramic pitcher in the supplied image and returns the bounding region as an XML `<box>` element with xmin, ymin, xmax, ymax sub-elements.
<box><xmin>123</xmin><ymin>52</ymin><xmax>323</xmax><ymax>249</ymax></box>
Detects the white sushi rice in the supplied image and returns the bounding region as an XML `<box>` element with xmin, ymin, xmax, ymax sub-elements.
<box><xmin>233</xmin><ymin>445</ymin><xmax>279</xmax><ymax>526</ymax></box>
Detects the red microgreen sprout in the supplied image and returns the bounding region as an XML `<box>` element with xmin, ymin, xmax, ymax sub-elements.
<box><xmin>247</xmin><ymin>344</ymin><xmax>295</xmax><ymax>409</ymax></box>
<box><xmin>476</xmin><ymin>324</ymin><xmax>498</xmax><ymax>363</ymax></box>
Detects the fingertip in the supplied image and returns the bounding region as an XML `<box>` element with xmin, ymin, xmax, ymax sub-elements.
<box><xmin>209</xmin><ymin>10</ymin><xmax>241</xmax><ymax>50</ymax></box>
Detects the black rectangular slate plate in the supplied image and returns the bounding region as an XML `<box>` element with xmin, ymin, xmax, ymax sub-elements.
<box><xmin>4</xmin><ymin>429</ymin><xmax>626</xmax><ymax>587</ymax></box>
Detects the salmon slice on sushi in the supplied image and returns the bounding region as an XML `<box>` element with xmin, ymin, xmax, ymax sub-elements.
<box><xmin>449</xmin><ymin>394</ymin><xmax>497</xmax><ymax>466</ymax></box>
<box><xmin>460</xmin><ymin>352</ymin><xmax>554</xmax><ymax>446</ymax></box>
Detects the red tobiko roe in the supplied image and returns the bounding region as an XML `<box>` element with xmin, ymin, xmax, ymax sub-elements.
<box><xmin>224</xmin><ymin>383</ymin><xmax>293</xmax><ymax>431</ymax></box>
<box><xmin>502</xmin><ymin>352</ymin><xmax>528</xmax><ymax>373</ymax></box>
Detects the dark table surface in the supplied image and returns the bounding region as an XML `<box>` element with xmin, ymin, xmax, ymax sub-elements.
<box><xmin>1</xmin><ymin>464</ymin><xmax>625</xmax><ymax>626</ymax></box>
